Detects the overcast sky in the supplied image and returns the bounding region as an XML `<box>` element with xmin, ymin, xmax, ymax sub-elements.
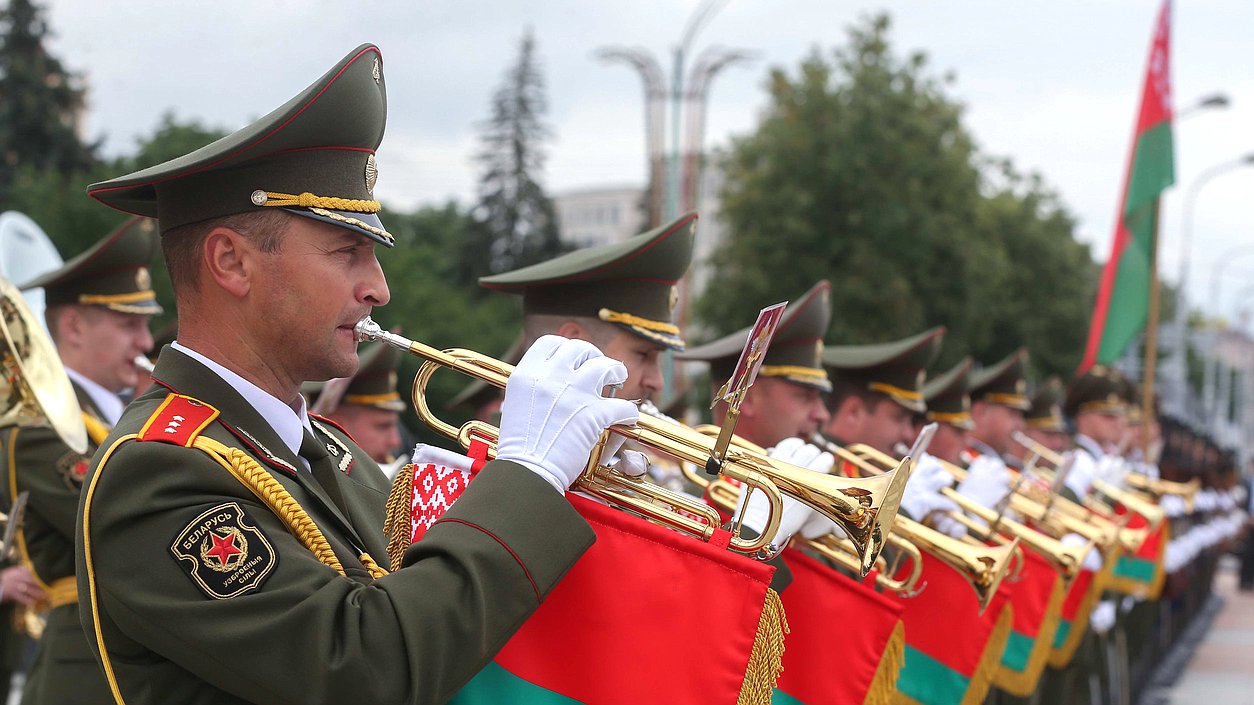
<box><xmin>40</xmin><ymin>0</ymin><xmax>1254</xmax><ymax>320</ymax></box>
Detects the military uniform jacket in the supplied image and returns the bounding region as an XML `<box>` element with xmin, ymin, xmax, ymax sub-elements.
<box><xmin>75</xmin><ymin>347</ymin><xmax>595</xmax><ymax>705</ymax></box>
<box><xmin>6</xmin><ymin>381</ymin><xmax>113</xmax><ymax>705</ymax></box>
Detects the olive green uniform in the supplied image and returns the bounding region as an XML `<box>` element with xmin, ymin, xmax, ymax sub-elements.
<box><xmin>76</xmin><ymin>346</ymin><xmax>593</xmax><ymax>705</ymax></box>
<box><xmin>7</xmin><ymin>384</ymin><xmax>111</xmax><ymax>704</ymax></box>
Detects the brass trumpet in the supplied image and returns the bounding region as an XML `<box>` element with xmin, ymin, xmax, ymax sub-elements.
<box><xmin>356</xmin><ymin>317</ymin><xmax>907</xmax><ymax>571</ymax></box>
<box><xmin>840</xmin><ymin>442</ymin><xmax>1094</xmax><ymax>586</ymax></box>
<box><xmin>694</xmin><ymin>428</ymin><xmax>1014</xmax><ymax>610</ymax></box>
<box><xmin>703</xmin><ymin>478</ymin><xmax>924</xmax><ymax>596</ymax></box>
<box><xmin>1011</xmin><ymin>432</ymin><xmax>1164</xmax><ymax>534</ymax></box>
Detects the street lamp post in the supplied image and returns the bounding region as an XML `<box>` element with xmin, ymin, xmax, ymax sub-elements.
<box><xmin>1170</xmin><ymin>152</ymin><xmax>1254</xmax><ymax>416</ymax></box>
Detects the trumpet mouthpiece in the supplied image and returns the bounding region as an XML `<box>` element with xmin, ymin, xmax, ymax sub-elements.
<box><xmin>355</xmin><ymin>316</ymin><xmax>382</xmax><ymax>342</ymax></box>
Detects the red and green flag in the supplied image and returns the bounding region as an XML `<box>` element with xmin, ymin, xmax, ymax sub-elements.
<box><xmin>448</xmin><ymin>494</ymin><xmax>786</xmax><ymax>705</ymax></box>
<box><xmin>1080</xmin><ymin>0</ymin><xmax>1175</xmax><ymax>371</ymax></box>
<box><xmin>1048</xmin><ymin>548</ymin><xmax>1121</xmax><ymax>668</ymax></box>
<box><xmin>890</xmin><ymin>553</ymin><xmax>1014</xmax><ymax>705</ymax></box>
<box><xmin>772</xmin><ymin>550</ymin><xmax>905</xmax><ymax>705</ymax></box>
<box><xmin>1107</xmin><ymin>512</ymin><xmax>1169</xmax><ymax>599</ymax></box>
<box><xmin>990</xmin><ymin>551</ymin><xmax>1066</xmax><ymax>697</ymax></box>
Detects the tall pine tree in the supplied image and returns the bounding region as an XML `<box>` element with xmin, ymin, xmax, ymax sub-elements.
<box><xmin>461</xmin><ymin>28</ymin><xmax>565</xmax><ymax>287</ymax></box>
<box><xmin>0</xmin><ymin>0</ymin><xmax>97</xmax><ymax>197</ymax></box>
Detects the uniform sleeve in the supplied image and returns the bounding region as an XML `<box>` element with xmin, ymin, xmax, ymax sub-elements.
<box><xmin>10</xmin><ymin>425</ymin><xmax>85</xmax><ymax>542</ymax></box>
<box><xmin>78</xmin><ymin>441</ymin><xmax>594</xmax><ymax>705</ymax></box>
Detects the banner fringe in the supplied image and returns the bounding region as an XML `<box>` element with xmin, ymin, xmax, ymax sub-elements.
<box><xmin>738</xmin><ymin>587</ymin><xmax>789</xmax><ymax>705</ymax></box>
<box><xmin>383</xmin><ymin>463</ymin><xmax>416</xmax><ymax>572</ymax></box>
<box><xmin>995</xmin><ymin>575</ymin><xmax>1066</xmax><ymax>696</ymax></box>
<box><xmin>863</xmin><ymin>619</ymin><xmax>905</xmax><ymax>705</ymax></box>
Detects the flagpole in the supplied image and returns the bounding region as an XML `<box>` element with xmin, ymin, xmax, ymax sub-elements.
<box><xmin>1143</xmin><ymin>203</ymin><xmax>1162</xmax><ymax>457</ymax></box>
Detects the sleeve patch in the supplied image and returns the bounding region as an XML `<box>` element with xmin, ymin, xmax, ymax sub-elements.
<box><xmin>139</xmin><ymin>394</ymin><xmax>220</xmax><ymax>447</ymax></box>
<box><xmin>169</xmin><ymin>502</ymin><xmax>278</xmax><ymax>599</ymax></box>
<box><xmin>57</xmin><ymin>450</ymin><xmax>91</xmax><ymax>489</ymax></box>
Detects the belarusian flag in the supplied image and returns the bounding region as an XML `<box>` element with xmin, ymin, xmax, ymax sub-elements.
<box><xmin>891</xmin><ymin>553</ymin><xmax>1013</xmax><ymax>705</ymax></box>
<box><xmin>991</xmin><ymin>550</ymin><xmax>1065</xmax><ymax>696</ymax></box>
<box><xmin>1079</xmin><ymin>0</ymin><xmax>1175</xmax><ymax>371</ymax></box>
<box><xmin>1048</xmin><ymin>548</ymin><xmax>1120</xmax><ymax>668</ymax></box>
<box><xmin>448</xmin><ymin>495</ymin><xmax>786</xmax><ymax>705</ymax></box>
<box><xmin>773</xmin><ymin>550</ymin><xmax>905</xmax><ymax>705</ymax></box>
<box><xmin>1108</xmin><ymin>514</ymin><xmax>1169</xmax><ymax>599</ymax></box>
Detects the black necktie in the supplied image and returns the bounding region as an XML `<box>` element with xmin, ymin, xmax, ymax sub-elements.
<box><xmin>299</xmin><ymin>430</ymin><xmax>348</xmax><ymax>515</ymax></box>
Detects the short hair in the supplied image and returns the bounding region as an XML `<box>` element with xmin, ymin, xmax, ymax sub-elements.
<box><xmin>44</xmin><ymin>303</ymin><xmax>102</xmax><ymax>345</ymax></box>
<box><xmin>522</xmin><ymin>313</ymin><xmax>619</xmax><ymax>349</ymax></box>
<box><xmin>826</xmin><ymin>377</ymin><xmax>885</xmax><ymax>413</ymax></box>
<box><xmin>162</xmin><ymin>210</ymin><xmax>292</xmax><ymax>297</ymax></box>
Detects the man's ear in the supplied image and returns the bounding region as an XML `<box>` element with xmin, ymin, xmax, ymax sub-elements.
<box><xmin>202</xmin><ymin>227</ymin><xmax>254</xmax><ymax>298</ymax></box>
<box><xmin>555</xmin><ymin>320</ymin><xmax>589</xmax><ymax>342</ymax></box>
<box><xmin>57</xmin><ymin>306</ymin><xmax>86</xmax><ymax>349</ymax></box>
<box><xmin>836</xmin><ymin>395</ymin><xmax>865</xmax><ymax>425</ymax></box>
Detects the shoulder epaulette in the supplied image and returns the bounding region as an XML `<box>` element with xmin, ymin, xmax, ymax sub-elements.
<box><xmin>137</xmin><ymin>394</ymin><xmax>220</xmax><ymax>447</ymax></box>
<box><xmin>308</xmin><ymin>412</ymin><xmax>358</xmax><ymax>445</ymax></box>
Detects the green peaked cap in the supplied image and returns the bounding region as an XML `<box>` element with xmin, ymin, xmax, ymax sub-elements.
<box><xmin>678</xmin><ymin>281</ymin><xmax>832</xmax><ymax>392</ymax></box>
<box><xmin>87</xmin><ymin>45</ymin><xmax>392</xmax><ymax>246</ymax></box>
<box><xmin>480</xmin><ymin>213</ymin><xmax>697</xmax><ymax>350</ymax></box>
<box><xmin>924</xmin><ymin>356</ymin><xmax>974</xmax><ymax>430</ymax></box>
<box><xmin>1064</xmin><ymin>364</ymin><xmax>1128</xmax><ymax>418</ymax></box>
<box><xmin>1026</xmin><ymin>376</ymin><xmax>1066</xmax><ymax>432</ymax></box>
<box><xmin>21</xmin><ymin>216</ymin><xmax>162</xmax><ymax>315</ymax></box>
<box><xmin>822</xmin><ymin>326</ymin><xmax>946</xmax><ymax>413</ymax></box>
<box><xmin>970</xmin><ymin>348</ymin><xmax>1031</xmax><ymax>411</ymax></box>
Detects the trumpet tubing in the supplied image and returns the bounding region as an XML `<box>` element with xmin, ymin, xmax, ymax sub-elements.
<box><xmin>357</xmin><ymin>317</ymin><xmax>906</xmax><ymax>571</ymax></box>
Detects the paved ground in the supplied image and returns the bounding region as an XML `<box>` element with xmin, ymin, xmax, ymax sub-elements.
<box><xmin>1169</xmin><ymin>561</ymin><xmax>1254</xmax><ymax>705</ymax></box>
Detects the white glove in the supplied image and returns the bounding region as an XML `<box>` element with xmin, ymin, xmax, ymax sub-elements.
<box><xmin>734</xmin><ymin>438</ymin><xmax>834</xmax><ymax>547</ymax></box>
<box><xmin>900</xmin><ymin>455</ymin><xmax>965</xmax><ymax>537</ymax></box>
<box><xmin>497</xmin><ymin>336</ymin><xmax>640</xmax><ymax>494</ymax></box>
<box><xmin>955</xmin><ymin>455</ymin><xmax>1012</xmax><ymax>511</ymax></box>
<box><xmin>1094</xmin><ymin>456</ymin><xmax>1127</xmax><ymax>488</ymax></box>
<box><xmin>1061</xmin><ymin>532</ymin><xmax>1103</xmax><ymax>571</ymax></box>
<box><xmin>1160</xmin><ymin>494</ymin><xmax>1187</xmax><ymax>518</ymax></box>
<box><xmin>1065</xmin><ymin>451</ymin><xmax>1098</xmax><ymax>499</ymax></box>
<box><xmin>608</xmin><ymin>449</ymin><xmax>650</xmax><ymax>478</ymax></box>
<box><xmin>798</xmin><ymin>513</ymin><xmax>845</xmax><ymax>540</ymax></box>
<box><xmin>1090</xmin><ymin>599</ymin><xmax>1117</xmax><ymax>635</ymax></box>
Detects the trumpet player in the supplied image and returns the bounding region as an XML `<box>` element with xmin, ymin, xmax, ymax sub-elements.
<box><xmin>76</xmin><ymin>44</ymin><xmax>637</xmax><ymax>705</ymax></box>
<box><xmin>9</xmin><ymin>217</ymin><xmax>161</xmax><ymax>705</ymax></box>
<box><xmin>955</xmin><ymin>349</ymin><xmax>1033</xmax><ymax>515</ymax></box>
<box><xmin>678</xmin><ymin>281</ymin><xmax>837</xmax><ymax>551</ymax></box>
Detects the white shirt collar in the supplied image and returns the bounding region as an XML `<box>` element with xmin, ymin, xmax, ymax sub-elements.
<box><xmin>64</xmin><ymin>367</ymin><xmax>124</xmax><ymax>426</ymax></box>
<box><xmin>1074</xmin><ymin>434</ymin><xmax>1105</xmax><ymax>460</ymax></box>
<box><xmin>171</xmin><ymin>341</ymin><xmax>313</xmax><ymax>468</ymax></box>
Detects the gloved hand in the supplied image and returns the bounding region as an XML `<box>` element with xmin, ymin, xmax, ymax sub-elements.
<box><xmin>1065</xmin><ymin>451</ymin><xmax>1098</xmax><ymax>499</ymax></box>
<box><xmin>1060</xmin><ymin>532</ymin><xmax>1102</xmax><ymax>571</ymax></box>
<box><xmin>607</xmin><ymin>449</ymin><xmax>650</xmax><ymax>478</ymax></box>
<box><xmin>497</xmin><ymin>335</ymin><xmax>640</xmax><ymax>494</ymax></box>
<box><xmin>900</xmin><ymin>454</ymin><xmax>965</xmax><ymax>537</ymax></box>
<box><xmin>735</xmin><ymin>438</ymin><xmax>834</xmax><ymax>547</ymax></box>
<box><xmin>955</xmin><ymin>455</ymin><xmax>1012</xmax><ymax>511</ymax></box>
<box><xmin>1160</xmin><ymin>494</ymin><xmax>1187</xmax><ymax>518</ymax></box>
<box><xmin>798</xmin><ymin>513</ymin><xmax>846</xmax><ymax>540</ymax></box>
<box><xmin>1090</xmin><ymin>599</ymin><xmax>1117</xmax><ymax>635</ymax></box>
<box><xmin>1094</xmin><ymin>455</ymin><xmax>1127</xmax><ymax>488</ymax></box>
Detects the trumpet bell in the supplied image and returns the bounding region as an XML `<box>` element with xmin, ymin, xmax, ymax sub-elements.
<box><xmin>0</xmin><ymin>276</ymin><xmax>86</xmax><ymax>453</ymax></box>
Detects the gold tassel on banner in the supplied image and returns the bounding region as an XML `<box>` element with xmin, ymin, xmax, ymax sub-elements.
<box><xmin>864</xmin><ymin>620</ymin><xmax>905</xmax><ymax>705</ymax></box>
<box><xmin>738</xmin><ymin>587</ymin><xmax>789</xmax><ymax>705</ymax></box>
<box><xmin>383</xmin><ymin>463</ymin><xmax>416</xmax><ymax>572</ymax></box>
<box><xmin>995</xmin><ymin>577</ymin><xmax>1066</xmax><ymax>696</ymax></box>
<box><xmin>961</xmin><ymin>604</ymin><xmax>1014</xmax><ymax>705</ymax></box>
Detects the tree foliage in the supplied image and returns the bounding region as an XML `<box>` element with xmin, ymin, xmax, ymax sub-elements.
<box><xmin>461</xmin><ymin>28</ymin><xmax>566</xmax><ymax>288</ymax></box>
<box><xmin>0</xmin><ymin>0</ymin><xmax>96</xmax><ymax>197</ymax></box>
<box><xmin>698</xmin><ymin>15</ymin><xmax>1100</xmax><ymax>379</ymax></box>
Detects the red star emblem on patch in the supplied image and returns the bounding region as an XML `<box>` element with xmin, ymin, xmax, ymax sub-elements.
<box><xmin>205</xmin><ymin>530</ymin><xmax>242</xmax><ymax>567</ymax></box>
<box><xmin>72</xmin><ymin>459</ymin><xmax>88</xmax><ymax>478</ymax></box>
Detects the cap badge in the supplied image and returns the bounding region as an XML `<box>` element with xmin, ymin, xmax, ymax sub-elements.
<box><xmin>365</xmin><ymin>154</ymin><xmax>379</xmax><ymax>193</ymax></box>
<box><xmin>136</xmin><ymin>267</ymin><xmax>151</xmax><ymax>291</ymax></box>
<box><xmin>915</xmin><ymin>370</ymin><xmax>926</xmax><ymax>390</ymax></box>
<box><xmin>815</xmin><ymin>340</ymin><xmax>824</xmax><ymax>360</ymax></box>
<box><xmin>372</xmin><ymin>57</ymin><xmax>381</xmax><ymax>84</ymax></box>
<box><xmin>1015</xmin><ymin>379</ymin><xmax>1027</xmax><ymax>395</ymax></box>
<box><xmin>668</xmin><ymin>285</ymin><xmax>679</xmax><ymax>314</ymax></box>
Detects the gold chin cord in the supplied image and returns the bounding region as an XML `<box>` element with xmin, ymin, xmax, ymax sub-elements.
<box><xmin>356</xmin><ymin>316</ymin><xmax>906</xmax><ymax>571</ymax></box>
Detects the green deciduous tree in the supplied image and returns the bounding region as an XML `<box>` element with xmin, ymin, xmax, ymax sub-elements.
<box><xmin>461</xmin><ymin>28</ymin><xmax>566</xmax><ymax>288</ymax></box>
<box><xmin>0</xmin><ymin>0</ymin><xmax>96</xmax><ymax>197</ymax></box>
<box><xmin>698</xmin><ymin>14</ymin><xmax>1099</xmax><ymax>379</ymax></box>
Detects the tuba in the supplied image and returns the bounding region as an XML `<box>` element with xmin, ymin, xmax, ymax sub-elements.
<box><xmin>356</xmin><ymin>317</ymin><xmax>908</xmax><ymax>573</ymax></box>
